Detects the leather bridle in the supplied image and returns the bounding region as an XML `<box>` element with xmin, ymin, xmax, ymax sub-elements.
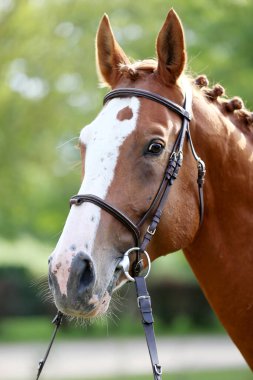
<box><xmin>36</xmin><ymin>85</ymin><xmax>206</xmax><ymax>380</ymax></box>
<box><xmin>70</xmin><ymin>86</ymin><xmax>206</xmax><ymax>267</ymax></box>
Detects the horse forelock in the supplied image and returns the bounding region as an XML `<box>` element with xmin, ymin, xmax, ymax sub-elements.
<box><xmin>119</xmin><ymin>59</ymin><xmax>157</xmax><ymax>79</ymax></box>
<box><xmin>98</xmin><ymin>59</ymin><xmax>158</xmax><ymax>88</ymax></box>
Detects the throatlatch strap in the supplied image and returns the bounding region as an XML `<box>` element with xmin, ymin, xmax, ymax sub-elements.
<box><xmin>36</xmin><ymin>311</ymin><xmax>63</xmax><ymax>380</ymax></box>
<box><xmin>134</xmin><ymin>276</ymin><xmax>162</xmax><ymax>380</ymax></box>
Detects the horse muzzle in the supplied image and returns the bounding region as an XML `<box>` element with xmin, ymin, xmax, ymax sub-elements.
<box><xmin>48</xmin><ymin>251</ymin><xmax>109</xmax><ymax>317</ymax></box>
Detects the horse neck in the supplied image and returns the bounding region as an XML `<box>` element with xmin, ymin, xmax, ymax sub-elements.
<box><xmin>184</xmin><ymin>89</ymin><xmax>253</xmax><ymax>368</ymax></box>
<box><xmin>191</xmin><ymin>91</ymin><xmax>252</xmax><ymax>221</ymax></box>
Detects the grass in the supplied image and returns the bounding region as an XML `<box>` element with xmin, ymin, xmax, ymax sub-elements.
<box><xmin>0</xmin><ymin>313</ymin><xmax>225</xmax><ymax>342</ymax></box>
<box><xmin>0</xmin><ymin>316</ymin><xmax>114</xmax><ymax>342</ymax></box>
<box><xmin>46</xmin><ymin>369</ymin><xmax>252</xmax><ymax>380</ymax></box>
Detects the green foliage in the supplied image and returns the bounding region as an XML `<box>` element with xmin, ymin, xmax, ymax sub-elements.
<box><xmin>1</xmin><ymin>0</ymin><xmax>253</xmax><ymax>240</ymax></box>
<box><xmin>0</xmin><ymin>236</ymin><xmax>50</xmax><ymax>275</ymax></box>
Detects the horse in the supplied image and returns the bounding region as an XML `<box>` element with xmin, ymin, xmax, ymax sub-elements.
<box><xmin>48</xmin><ymin>9</ymin><xmax>253</xmax><ymax>370</ymax></box>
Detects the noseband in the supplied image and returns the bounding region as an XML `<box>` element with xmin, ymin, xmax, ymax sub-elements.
<box><xmin>70</xmin><ymin>86</ymin><xmax>206</xmax><ymax>270</ymax></box>
<box><xmin>36</xmin><ymin>86</ymin><xmax>206</xmax><ymax>380</ymax></box>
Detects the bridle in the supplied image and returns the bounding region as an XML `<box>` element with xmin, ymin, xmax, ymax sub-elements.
<box><xmin>70</xmin><ymin>86</ymin><xmax>205</xmax><ymax>273</ymax></box>
<box><xmin>36</xmin><ymin>85</ymin><xmax>206</xmax><ymax>380</ymax></box>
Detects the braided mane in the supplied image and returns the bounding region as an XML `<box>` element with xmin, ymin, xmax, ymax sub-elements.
<box><xmin>118</xmin><ymin>61</ymin><xmax>253</xmax><ymax>138</ymax></box>
<box><xmin>194</xmin><ymin>75</ymin><xmax>253</xmax><ymax>139</ymax></box>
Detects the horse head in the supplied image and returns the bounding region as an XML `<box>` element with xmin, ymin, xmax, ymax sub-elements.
<box><xmin>48</xmin><ymin>10</ymin><xmax>201</xmax><ymax>318</ymax></box>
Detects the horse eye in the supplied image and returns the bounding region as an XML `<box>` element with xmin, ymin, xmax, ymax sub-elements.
<box><xmin>147</xmin><ymin>142</ymin><xmax>164</xmax><ymax>155</ymax></box>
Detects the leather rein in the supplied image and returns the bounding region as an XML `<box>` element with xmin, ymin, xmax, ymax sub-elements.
<box><xmin>36</xmin><ymin>86</ymin><xmax>206</xmax><ymax>380</ymax></box>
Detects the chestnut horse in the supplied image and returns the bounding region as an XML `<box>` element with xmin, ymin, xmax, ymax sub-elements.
<box><xmin>48</xmin><ymin>10</ymin><xmax>253</xmax><ymax>369</ymax></box>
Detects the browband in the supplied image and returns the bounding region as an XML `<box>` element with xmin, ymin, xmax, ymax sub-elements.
<box><xmin>103</xmin><ymin>88</ymin><xmax>191</xmax><ymax>121</ymax></box>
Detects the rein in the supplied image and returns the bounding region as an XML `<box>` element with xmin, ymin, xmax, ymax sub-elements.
<box><xmin>36</xmin><ymin>86</ymin><xmax>206</xmax><ymax>380</ymax></box>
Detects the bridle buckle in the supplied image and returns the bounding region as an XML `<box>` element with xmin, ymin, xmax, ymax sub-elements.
<box><xmin>154</xmin><ymin>364</ymin><xmax>163</xmax><ymax>375</ymax></box>
<box><xmin>137</xmin><ymin>295</ymin><xmax>151</xmax><ymax>308</ymax></box>
<box><xmin>147</xmin><ymin>225</ymin><xmax>156</xmax><ymax>236</ymax></box>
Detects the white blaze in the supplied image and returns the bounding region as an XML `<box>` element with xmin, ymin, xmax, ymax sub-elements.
<box><xmin>51</xmin><ymin>97</ymin><xmax>140</xmax><ymax>295</ymax></box>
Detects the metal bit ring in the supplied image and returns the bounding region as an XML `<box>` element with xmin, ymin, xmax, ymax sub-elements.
<box><xmin>117</xmin><ymin>247</ymin><xmax>151</xmax><ymax>282</ymax></box>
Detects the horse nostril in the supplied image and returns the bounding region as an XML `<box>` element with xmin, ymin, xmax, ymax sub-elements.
<box><xmin>72</xmin><ymin>251</ymin><xmax>95</xmax><ymax>296</ymax></box>
<box><xmin>79</xmin><ymin>258</ymin><xmax>94</xmax><ymax>294</ymax></box>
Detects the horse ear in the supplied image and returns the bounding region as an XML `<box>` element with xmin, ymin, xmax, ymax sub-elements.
<box><xmin>96</xmin><ymin>14</ymin><xmax>130</xmax><ymax>87</ymax></box>
<box><xmin>156</xmin><ymin>9</ymin><xmax>186</xmax><ymax>85</ymax></box>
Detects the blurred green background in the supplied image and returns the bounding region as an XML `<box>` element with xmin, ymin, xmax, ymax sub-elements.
<box><xmin>0</xmin><ymin>0</ymin><xmax>252</xmax><ymax>378</ymax></box>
